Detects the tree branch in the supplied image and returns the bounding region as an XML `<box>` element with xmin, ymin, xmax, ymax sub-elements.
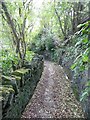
<box><xmin>54</xmin><ymin>0</ymin><xmax>65</xmax><ymax>36</ymax></box>
<box><xmin>1</xmin><ymin>2</ymin><xmax>19</xmax><ymax>44</ymax></box>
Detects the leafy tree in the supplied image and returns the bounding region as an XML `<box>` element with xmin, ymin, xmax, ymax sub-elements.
<box><xmin>0</xmin><ymin>0</ymin><xmax>33</xmax><ymax>67</ymax></box>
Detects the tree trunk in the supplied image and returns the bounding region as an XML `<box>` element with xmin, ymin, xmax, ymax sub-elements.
<box><xmin>1</xmin><ymin>2</ymin><xmax>26</xmax><ymax>67</ymax></box>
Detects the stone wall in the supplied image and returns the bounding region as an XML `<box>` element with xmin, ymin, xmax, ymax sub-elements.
<box><xmin>2</xmin><ymin>55</ymin><xmax>44</xmax><ymax>118</ymax></box>
<box><xmin>60</xmin><ymin>58</ymin><xmax>90</xmax><ymax>118</ymax></box>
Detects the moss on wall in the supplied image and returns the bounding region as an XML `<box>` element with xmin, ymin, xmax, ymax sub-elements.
<box><xmin>2</xmin><ymin>55</ymin><xmax>44</xmax><ymax>118</ymax></box>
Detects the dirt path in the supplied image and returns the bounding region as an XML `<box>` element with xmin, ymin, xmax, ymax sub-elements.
<box><xmin>22</xmin><ymin>61</ymin><xmax>84</xmax><ymax>118</ymax></box>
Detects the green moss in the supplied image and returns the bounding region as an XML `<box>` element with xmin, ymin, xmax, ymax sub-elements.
<box><xmin>11</xmin><ymin>75</ymin><xmax>21</xmax><ymax>81</ymax></box>
<box><xmin>2</xmin><ymin>75</ymin><xmax>15</xmax><ymax>82</ymax></box>
<box><xmin>73</xmin><ymin>85</ymin><xmax>79</xmax><ymax>101</ymax></box>
<box><xmin>12</xmin><ymin>68</ymin><xmax>29</xmax><ymax>77</ymax></box>
<box><xmin>2</xmin><ymin>55</ymin><xmax>44</xmax><ymax>118</ymax></box>
<box><xmin>2</xmin><ymin>75</ymin><xmax>19</xmax><ymax>95</ymax></box>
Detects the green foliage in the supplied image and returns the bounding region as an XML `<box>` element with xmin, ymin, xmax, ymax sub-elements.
<box><xmin>80</xmin><ymin>80</ymin><xmax>90</xmax><ymax>102</ymax></box>
<box><xmin>71</xmin><ymin>21</ymin><xmax>90</xmax><ymax>101</ymax></box>
<box><xmin>71</xmin><ymin>34</ymin><xmax>89</xmax><ymax>73</ymax></box>
<box><xmin>29</xmin><ymin>30</ymin><xmax>55</xmax><ymax>54</ymax></box>
<box><xmin>45</xmin><ymin>37</ymin><xmax>55</xmax><ymax>51</ymax></box>
<box><xmin>0</xmin><ymin>0</ymin><xmax>89</xmax><ymax>117</ymax></box>
<box><xmin>0</xmin><ymin>49</ymin><xmax>19</xmax><ymax>75</ymax></box>
<box><xmin>0</xmin><ymin>47</ymin><xmax>34</xmax><ymax>75</ymax></box>
<box><xmin>4</xmin><ymin>55</ymin><xmax>44</xmax><ymax>118</ymax></box>
<box><xmin>25</xmin><ymin>51</ymin><xmax>35</xmax><ymax>62</ymax></box>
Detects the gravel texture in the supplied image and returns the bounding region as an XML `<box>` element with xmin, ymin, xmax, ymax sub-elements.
<box><xmin>21</xmin><ymin>61</ymin><xmax>84</xmax><ymax>118</ymax></box>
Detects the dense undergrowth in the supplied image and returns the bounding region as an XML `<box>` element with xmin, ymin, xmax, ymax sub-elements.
<box><xmin>0</xmin><ymin>49</ymin><xmax>35</xmax><ymax>75</ymax></box>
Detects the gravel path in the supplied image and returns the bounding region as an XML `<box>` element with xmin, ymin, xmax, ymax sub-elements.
<box><xmin>21</xmin><ymin>61</ymin><xmax>84</xmax><ymax>118</ymax></box>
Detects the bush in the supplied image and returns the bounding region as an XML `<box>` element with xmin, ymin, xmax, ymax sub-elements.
<box><xmin>0</xmin><ymin>50</ymin><xmax>19</xmax><ymax>75</ymax></box>
<box><xmin>28</xmin><ymin>31</ymin><xmax>55</xmax><ymax>54</ymax></box>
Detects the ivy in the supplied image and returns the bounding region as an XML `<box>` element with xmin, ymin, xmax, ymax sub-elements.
<box><xmin>71</xmin><ymin>21</ymin><xmax>90</xmax><ymax>102</ymax></box>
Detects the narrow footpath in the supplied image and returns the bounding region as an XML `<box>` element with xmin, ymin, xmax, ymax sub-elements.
<box><xmin>22</xmin><ymin>61</ymin><xmax>84</xmax><ymax>118</ymax></box>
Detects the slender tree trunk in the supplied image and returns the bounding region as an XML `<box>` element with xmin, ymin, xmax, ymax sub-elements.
<box><xmin>72</xmin><ymin>2</ymin><xmax>83</xmax><ymax>33</ymax></box>
<box><xmin>54</xmin><ymin>0</ymin><xmax>66</xmax><ymax>39</ymax></box>
<box><xmin>1</xmin><ymin>2</ymin><xmax>26</xmax><ymax>67</ymax></box>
